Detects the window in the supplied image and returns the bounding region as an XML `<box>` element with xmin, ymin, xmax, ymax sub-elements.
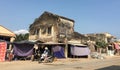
<box><xmin>47</xmin><ymin>26</ymin><xmax>52</xmax><ymax>35</ymax></box>
<box><xmin>36</xmin><ymin>29</ymin><xmax>39</xmax><ymax>35</ymax></box>
<box><xmin>34</xmin><ymin>29</ymin><xmax>39</xmax><ymax>35</ymax></box>
<box><xmin>41</xmin><ymin>26</ymin><xmax>52</xmax><ymax>35</ymax></box>
<box><xmin>41</xmin><ymin>28</ymin><xmax>46</xmax><ymax>34</ymax></box>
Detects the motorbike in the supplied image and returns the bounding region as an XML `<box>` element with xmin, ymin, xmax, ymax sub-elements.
<box><xmin>38</xmin><ymin>55</ymin><xmax>54</xmax><ymax>63</ymax></box>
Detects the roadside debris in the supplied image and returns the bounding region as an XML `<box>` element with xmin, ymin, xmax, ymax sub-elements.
<box><xmin>90</xmin><ymin>52</ymin><xmax>105</xmax><ymax>59</ymax></box>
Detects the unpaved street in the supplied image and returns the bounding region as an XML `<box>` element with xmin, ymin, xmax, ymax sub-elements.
<box><xmin>0</xmin><ymin>56</ymin><xmax>120</xmax><ymax>70</ymax></box>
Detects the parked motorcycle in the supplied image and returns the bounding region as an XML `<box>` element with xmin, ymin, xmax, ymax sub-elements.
<box><xmin>38</xmin><ymin>55</ymin><xmax>54</xmax><ymax>63</ymax></box>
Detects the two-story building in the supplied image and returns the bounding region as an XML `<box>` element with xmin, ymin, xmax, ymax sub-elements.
<box><xmin>85</xmin><ymin>32</ymin><xmax>115</xmax><ymax>43</ymax></box>
<box><xmin>29</xmin><ymin>11</ymin><xmax>74</xmax><ymax>43</ymax></box>
<box><xmin>29</xmin><ymin>11</ymin><xmax>90</xmax><ymax>58</ymax></box>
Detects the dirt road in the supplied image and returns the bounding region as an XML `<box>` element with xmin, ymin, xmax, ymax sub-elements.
<box><xmin>0</xmin><ymin>56</ymin><xmax>120</xmax><ymax>70</ymax></box>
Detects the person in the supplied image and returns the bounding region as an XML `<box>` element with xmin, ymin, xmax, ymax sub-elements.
<box><xmin>31</xmin><ymin>46</ymin><xmax>39</xmax><ymax>61</ymax></box>
<box><xmin>107</xmin><ymin>44</ymin><xmax>114</xmax><ymax>56</ymax></box>
<box><xmin>8</xmin><ymin>49</ymin><xmax>13</xmax><ymax>61</ymax></box>
<box><xmin>40</xmin><ymin>47</ymin><xmax>50</xmax><ymax>60</ymax></box>
<box><xmin>113</xmin><ymin>42</ymin><xmax>120</xmax><ymax>55</ymax></box>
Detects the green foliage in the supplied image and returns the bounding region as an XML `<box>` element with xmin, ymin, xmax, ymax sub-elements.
<box><xmin>96</xmin><ymin>40</ymin><xmax>108</xmax><ymax>48</ymax></box>
<box><xmin>15</xmin><ymin>33</ymin><xmax>29</xmax><ymax>42</ymax></box>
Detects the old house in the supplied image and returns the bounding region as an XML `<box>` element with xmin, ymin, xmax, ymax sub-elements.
<box><xmin>77</xmin><ymin>33</ymin><xmax>116</xmax><ymax>54</ymax></box>
<box><xmin>29</xmin><ymin>11</ymin><xmax>75</xmax><ymax>58</ymax></box>
<box><xmin>29</xmin><ymin>11</ymin><xmax>91</xmax><ymax>58</ymax></box>
<box><xmin>85</xmin><ymin>32</ymin><xmax>115</xmax><ymax>43</ymax></box>
<box><xmin>29</xmin><ymin>11</ymin><xmax>74</xmax><ymax>43</ymax></box>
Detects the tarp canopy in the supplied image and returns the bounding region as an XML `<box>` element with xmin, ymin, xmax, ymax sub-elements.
<box><xmin>52</xmin><ymin>45</ymin><xmax>65</xmax><ymax>58</ymax></box>
<box><xmin>38</xmin><ymin>42</ymin><xmax>65</xmax><ymax>45</ymax></box>
<box><xmin>69</xmin><ymin>43</ymin><xmax>87</xmax><ymax>46</ymax></box>
<box><xmin>113</xmin><ymin>43</ymin><xmax>120</xmax><ymax>50</ymax></box>
<box><xmin>13</xmin><ymin>40</ymin><xmax>35</xmax><ymax>44</ymax></box>
<box><xmin>13</xmin><ymin>42</ymin><xmax>34</xmax><ymax>57</ymax></box>
<box><xmin>70</xmin><ymin>45</ymin><xmax>90</xmax><ymax>56</ymax></box>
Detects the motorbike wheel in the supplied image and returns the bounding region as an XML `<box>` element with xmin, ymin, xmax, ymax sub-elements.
<box><xmin>48</xmin><ymin>57</ymin><xmax>54</xmax><ymax>63</ymax></box>
<box><xmin>38</xmin><ymin>60</ymin><xmax>42</xmax><ymax>63</ymax></box>
<box><xmin>38</xmin><ymin>58</ymin><xmax>43</xmax><ymax>63</ymax></box>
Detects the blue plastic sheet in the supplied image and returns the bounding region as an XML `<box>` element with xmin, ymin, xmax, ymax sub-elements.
<box><xmin>52</xmin><ymin>46</ymin><xmax>65</xmax><ymax>58</ymax></box>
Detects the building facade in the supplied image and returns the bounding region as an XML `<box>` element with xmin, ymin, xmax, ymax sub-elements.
<box><xmin>85</xmin><ymin>33</ymin><xmax>115</xmax><ymax>43</ymax></box>
<box><xmin>29</xmin><ymin>11</ymin><xmax>74</xmax><ymax>43</ymax></box>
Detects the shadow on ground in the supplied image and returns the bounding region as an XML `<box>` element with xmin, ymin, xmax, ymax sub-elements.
<box><xmin>96</xmin><ymin>65</ymin><xmax>120</xmax><ymax>70</ymax></box>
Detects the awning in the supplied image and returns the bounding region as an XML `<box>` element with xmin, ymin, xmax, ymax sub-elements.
<box><xmin>38</xmin><ymin>42</ymin><xmax>65</xmax><ymax>45</ymax></box>
<box><xmin>13</xmin><ymin>40</ymin><xmax>35</xmax><ymax>44</ymax></box>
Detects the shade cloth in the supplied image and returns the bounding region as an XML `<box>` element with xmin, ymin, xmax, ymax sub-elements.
<box><xmin>52</xmin><ymin>46</ymin><xmax>65</xmax><ymax>58</ymax></box>
<box><xmin>13</xmin><ymin>44</ymin><xmax>34</xmax><ymax>57</ymax></box>
<box><xmin>70</xmin><ymin>46</ymin><xmax>90</xmax><ymax>56</ymax></box>
<box><xmin>114</xmin><ymin>43</ymin><xmax>120</xmax><ymax>49</ymax></box>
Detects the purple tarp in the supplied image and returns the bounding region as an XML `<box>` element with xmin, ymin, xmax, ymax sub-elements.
<box><xmin>13</xmin><ymin>44</ymin><xmax>34</xmax><ymax>57</ymax></box>
<box><xmin>71</xmin><ymin>46</ymin><xmax>90</xmax><ymax>56</ymax></box>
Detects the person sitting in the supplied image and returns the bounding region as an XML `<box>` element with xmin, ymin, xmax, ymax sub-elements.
<box><xmin>40</xmin><ymin>47</ymin><xmax>50</xmax><ymax>60</ymax></box>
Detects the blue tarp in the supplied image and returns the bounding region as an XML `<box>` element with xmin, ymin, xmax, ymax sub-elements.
<box><xmin>52</xmin><ymin>46</ymin><xmax>65</xmax><ymax>58</ymax></box>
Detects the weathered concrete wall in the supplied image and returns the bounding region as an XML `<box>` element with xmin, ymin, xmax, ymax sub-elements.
<box><xmin>29</xmin><ymin>12</ymin><xmax>74</xmax><ymax>43</ymax></box>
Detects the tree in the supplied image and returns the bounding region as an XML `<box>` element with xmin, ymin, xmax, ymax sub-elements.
<box><xmin>96</xmin><ymin>40</ymin><xmax>108</xmax><ymax>48</ymax></box>
<box><xmin>95</xmin><ymin>40</ymin><xmax>108</xmax><ymax>53</ymax></box>
<box><xmin>14</xmin><ymin>33</ymin><xmax>29</xmax><ymax>42</ymax></box>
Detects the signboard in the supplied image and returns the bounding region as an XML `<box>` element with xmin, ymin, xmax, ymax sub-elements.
<box><xmin>0</xmin><ymin>42</ymin><xmax>7</xmax><ymax>62</ymax></box>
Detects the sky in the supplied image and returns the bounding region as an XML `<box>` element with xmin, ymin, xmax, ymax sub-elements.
<box><xmin>0</xmin><ymin>0</ymin><xmax>120</xmax><ymax>38</ymax></box>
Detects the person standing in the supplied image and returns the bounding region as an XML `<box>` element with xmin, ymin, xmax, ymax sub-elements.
<box><xmin>107</xmin><ymin>44</ymin><xmax>114</xmax><ymax>56</ymax></box>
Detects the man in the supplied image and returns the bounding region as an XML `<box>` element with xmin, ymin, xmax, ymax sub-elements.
<box><xmin>40</xmin><ymin>47</ymin><xmax>50</xmax><ymax>60</ymax></box>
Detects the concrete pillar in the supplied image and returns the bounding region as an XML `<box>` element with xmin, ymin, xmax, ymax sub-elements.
<box><xmin>65</xmin><ymin>38</ymin><xmax>68</xmax><ymax>58</ymax></box>
<box><xmin>10</xmin><ymin>37</ymin><xmax>15</xmax><ymax>42</ymax></box>
<box><xmin>9</xmin><ymin>37</ymin><xmax>15</xmax><ymax>50</ymax></box>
